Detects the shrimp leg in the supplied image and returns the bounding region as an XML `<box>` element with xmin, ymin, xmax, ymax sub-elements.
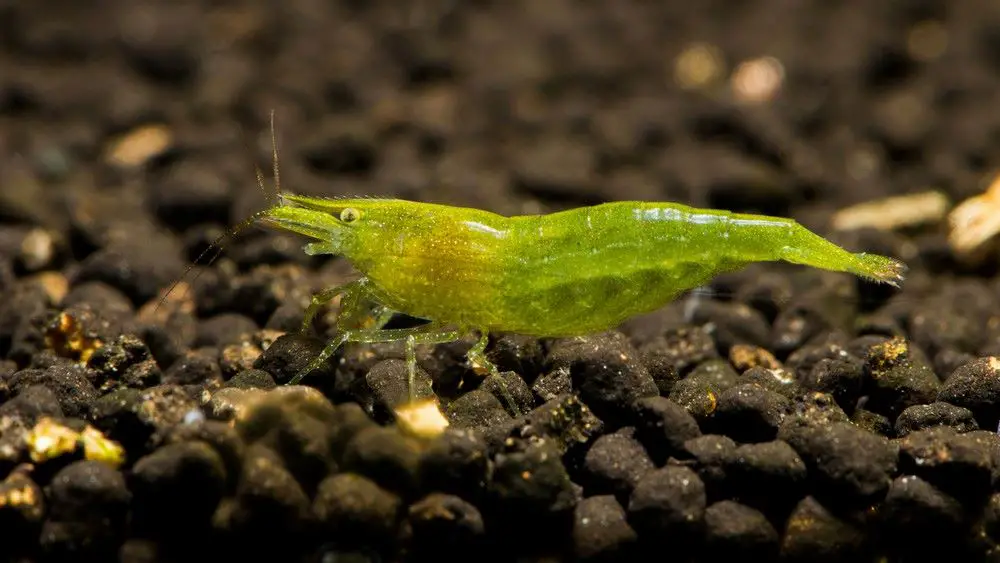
<box><xmin>300</xmin><ymin>282</ymin><xmax>355</xmax><ymax>333</ymax></box>
<box><xmin>301</xmin><ymin>278</ymin><xmax>394</xmax><ymax>334</ymax></box>
<box><xmin>292</xmin><ymin>281</ymin><xmax>464</xmax><ymax>401</ymax></box>
<box><xmin>465</xmin><ymin>330</ymin><xmax>524</xmax><ymax>416</ymax></box>
<box><xmin>289</xmin><ymin>320</ymin><xmax>461</xmax><ymax>382</ymax></box>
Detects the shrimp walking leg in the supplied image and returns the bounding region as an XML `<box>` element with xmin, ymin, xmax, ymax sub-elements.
<box><xmin>403</xmin><ymin>329</ymin><xmax>463</xmax><ymax>403</ymax></box>
<box><xmin>465</xmin><ymin>330</ymin><xmax>522</xmax><ymax>416</ymax></box>
<box><xmin>301</xmin><ymin>282</ymin><xmax>357</xmax><ymax>333</ymax></box>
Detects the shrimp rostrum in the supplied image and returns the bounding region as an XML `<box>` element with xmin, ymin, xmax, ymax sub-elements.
<box><xmin>261</xmin><ymin>195</ymin><xmax>906</xmax><ymax>401</ymax></box>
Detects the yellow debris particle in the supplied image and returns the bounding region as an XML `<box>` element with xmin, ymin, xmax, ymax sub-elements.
<box><xmin>44</xmin><ymin>311</ymin><xmax>104</xmax><ymax>364</ymax></box>
<box><xmin>729</xmin><ymin>344</ymin><xmax>781</xmax><ymax>371</ymax></box>
<box><xmin>0</xmin><ymin>470</ymin><xmax>43</xmax><ymax>521</ymax></box>
<box><xmin>25</xmin><ymin>418</ymin><xmax>79</xmax><ymax>463</ymax></box>
<box><xmin>395</xmin><ymin>398</ymin><xmax>450</xmax><ymax>439</ymax></box>
<box><xmin>81</xmin><ymin>426</ymin><xmax>126</xmax><ymax>468</ymax></box>
<box><xmin>0</xmin><ymin>483</ymin><xmax>36</xmax><ymax>508</ymax></box>
<box><xmin>705</xmin><ymin>390</ymin><xmax>717</xmax><ymax>415</ymax></box>
<box><xmin>25</xmin><ymin>417</ymin><xmax>125</xmax><ymax>468</ymax></box>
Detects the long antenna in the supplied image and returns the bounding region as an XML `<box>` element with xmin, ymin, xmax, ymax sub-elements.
<box><xmin>152</xmin><ymin>112</ymin><xmax>282</xmax><ymax>317</ymax></box>
<box><xmin>270</xmin><ymin>109</ymin><xmax>282</xmax><ymax>205</ymax></box>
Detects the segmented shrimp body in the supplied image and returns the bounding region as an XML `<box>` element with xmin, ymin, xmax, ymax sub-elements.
<box><xmin>263</xmin><ymin>196</ymin><xmax>905</xmax><ymax>396</ymax></box>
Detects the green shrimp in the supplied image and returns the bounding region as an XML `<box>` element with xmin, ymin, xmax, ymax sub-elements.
<box><xmin>258</xmin><ymin>194</ymin><xmax>905</xmax><ymax>403</ymax></box>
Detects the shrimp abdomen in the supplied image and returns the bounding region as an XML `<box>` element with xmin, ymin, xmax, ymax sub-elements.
<box><xmin>490</xmin><ymin>202</ymin><xmax>904</xmax><ymax>335</ymax></box>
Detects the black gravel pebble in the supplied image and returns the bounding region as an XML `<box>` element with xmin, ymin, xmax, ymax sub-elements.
<box><xmin>313</xmin><ymin>472</ymin><xmax>402</xmax><ymax>551</ymax></box>
<box><xmin>780</xmin><ymin>496</ymin><xmax>868</xmax><ymax>563</ymax></box>
<box><xmin>216</xmin><ymin>339</ymin><xmax>261</xmax><ymax>380</ymax></box>
<box><xmin>894</xmin><ymin>401</ymin><xmax>978</xmax><ymax>436</ymax></box>
<box><xmin>0</xmin><ymin>384</ymin><xmax>63</xmax><ymax>421</ymax></box>
<box><xmin>342</xmin><ymin>426</ymin><xmax>423</xmax><ymax>499</ymax></box>
<box><xmin>487</xmin><ymin>333</ymin><xmax>545</xmax><ymax>384</ymax></box>
<box><xmin>236</xmin><ymin>386</ymin><xmax>339</xmax><ymax>491</ymax></box>
<box><xmin>630</xmin><ymin>396</ymin><xmax>701</xmax><ymax>465</ymax></box>
<box><xmin>554</xmin><ymin>332</ymin><xmax>658</xmax><ymax>428</ymax></box>
<box><xmin>581</xmin><ymin>431</ymin><xmax>655</xmax><ymax>502</ymax></box>
<box><xmin>418</xmin><ymin>429</ymin><xmax>489</xmax><ymax>502</ymax></box>
<box><xmin>739</xmin><ymin>365</ymin><xmax>801</xmax><ymax>399</ymax></box>
<box><xmin>781</xmin><ymin>421</ymin><xmax>898</xmax><ymax>504</ymax></box>
<box><xmin>491</xmin><ymin>393</ymin><xmax>603</xmax><ymax>458</ymax></box>
<box><xmin>978</xmin><ymin>493</ymin><xmax>1000</xmax><ymax>554</ymax></box>
<box><xmin>670</xmin><ymin>359</ymin><xmax>740</xmax><ymax>424</ymax></box>
<box><xmin>447</xmin><ymin>389</ymin><xmax>511</xmax><ymax>428</ymax></box>
<box><xmin>531</xmin><ymin>365</ymin><xmax>573</xmax><ymax>402</ymax></box>
<box><xmin>42</xmin><ymin>460</ymin><xmax>130</xmax><ymax>560</ymax></box>
<box><xmin>162</xmin><ymin>348</ymin><xmax>223</xmax><ymax>387</ymax></box>
<box><xmin>851</xmin><ymin>407</ymin><xmax>893</xmax><ymax>436</ymax></box>
<box><xmin>779</xmin><ymin>392</ymin><xmax>851</xmax><ymax>434</ymax></box>
<box><xmin>863</xmin><ymin>336</ymin><xmax>941</xmax><ymax>419</ymax></box>
<box><xmin>164</xmin><ymin>419</ymin><xmax>245</xmax><ymax>492</ymax></box>
<box><xmin>73</xmin><ymin>233</ymin><xmax>186</xmax><ymax>306</ymax></box>
<box><xmin>728</xmin><ymin>440</ymin><xmax>807</xmax><ymax>515</ymax></box>
<box><xmin>193</xmin><ymin>313</ymin><xmax>257</xmax><ymax>348</ymax></box>
<box><xmin>7</xmin><ymin>364</ymin><xmax>97</xmax><ymax>419</ymax></box>
<box><xmin>61</xmin><ymin>282</ymin><xmax>134</xmax><ymax>321</ymax></box>
<box><xmin>129</xmin><ymin>441</ymin><xmax>228</xmax><ymax>537</ymax></box>
<box><xmin>223</xmin><ymin>368</ymin><xmax>276</xmax><ymax>390</ymax></box>
<box><xmin>681</xmin><ymin>434</ymin><xmax>738</xmax><ymax>499</ymax></box>
<box><xmin>479</xmin><ymin>370</ymin><xmax>535</xmax><ymax>415</ymax></box>
<box><xmin>487</xmin><ymin>438</ymin><xmax>577</xmax><ymax>542</ymax></box>
<box><xmin>938</xmin><ymin>356</ymin><xmax>1000</xmax><ymax>430</ymax></box>
<box><xmin>133</xmin><ymin>309</ymin><xmax>196</xmax><ymax>371</ymax></box>
<box><xmin>204</xmin><ymin>387</ymin><xmax>263</xmax><ymax>421</ymax></box>
<box><xmin>0</xmin><ymin>280</ymin><xmax>50</xmax><ymax>365</ymax></box>
<box><xmin>572</xmin><ymin>495</ymin><xmax>638</xmax><ymax>562</ymax></box>
<box><xmin>251</xmin><ymin>332</ymin><xmax>337</xmax><ymax>388</ymax></box>
<box><xmin>627</xmin><ymin>465</ymin><xmax>706</xmax><ymax>550</ymax></box>
<box><xmin>408</xmin><ymin>493</ymin><xmax>485</xmax><ymax>557</ymax></box>
<box><xmin>711</xmin><ymin>383</ymin><xmax>791</xmax><ymax>443</ymax></box>
<box><xmin>880</xmin><ymin>475</ymin><xmax>965</xmax><ymax>558</ymax></box>
<box><xmin>149</xmin><ymin>161</ymin><xmax>233</xmax><ymax>230</ymax></box>
<box><xmin>687</xmin><ymin>299</ymin><xmax>773</xmax><ymax>353</ymax></box>
<box><xmin>784</xmin><ymin>332</ymin><xmax>854</xmax><ymax>377</ymax></box>
<box><xmin>897</xmin><ymin>426</ymin><xmax>997</xmax><ymax>502</ymax></box>
<box><xmin>220</xmin><ymin>448</ymin><xmax>311</xmax><ymax>551</ymax></box>
<box><xmin>771</xmin><ymin>280</ymin><xmax>856</xmax><ymax>356</ymax></box>
<box><xmin>703</xmin><ymin>500</ymin><xmax>779</xmax><ymax>561</ymax></box>
<box><xmin>86</xmin><ymin>334</ymin><xmax>162</xmax><ymax>391</ymax></box>
<box><xmin>799</xmin><ymin>357</ymin><xmax>865</xmax><ymax>413</ymax></box>
<box><xmin>91</xmin><ymin>384</ymin><xmax>198</xmax><ymax>455</ymax></box>
<box><xmin>638</xmin><ymin>325</ymin><xmax>719</xmax><ymax>380</ymax></box>
<box><xmin>357</xmin><ymin>358</ymin><xmax>436</xmax><ymax>421</ymax></box>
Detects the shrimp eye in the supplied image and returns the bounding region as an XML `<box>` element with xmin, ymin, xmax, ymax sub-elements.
<box><xmin>339</xmin><ymin>208</ymin><xmax>361</xmax><ymax>223</ymax></box>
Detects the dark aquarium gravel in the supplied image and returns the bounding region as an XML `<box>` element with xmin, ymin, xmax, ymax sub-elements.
<box><xmin>3</xmin><ymin>1</ymin><xmax>1000</xmax><ymax>562</ymax></box>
